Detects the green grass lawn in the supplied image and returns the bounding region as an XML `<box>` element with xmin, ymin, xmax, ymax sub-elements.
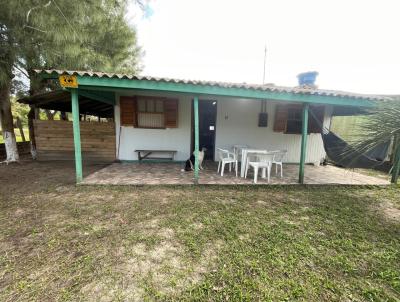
<box><xmin>0</xmin><ymin>161</ymin><xmax>399</xmax><ymax>301</ymax></box>
<box><xmin>0</xmin><ymin>128</ymin><xmax>29</xmax><ymax>144</ymax></box>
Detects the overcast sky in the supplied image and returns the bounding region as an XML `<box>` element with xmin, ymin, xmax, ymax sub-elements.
<box><xmin>128</xmin><ymin>0</ymin><xmax>400</xmax><ymax>95</ymax></box>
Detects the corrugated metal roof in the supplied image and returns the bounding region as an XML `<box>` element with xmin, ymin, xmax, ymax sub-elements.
<box><xmin>35</xmin><ymin>69</ymin><xmax>388</xmax><ymax>101</ymax></box>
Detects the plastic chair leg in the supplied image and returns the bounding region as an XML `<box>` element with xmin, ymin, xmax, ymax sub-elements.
<box><xmin>261</xmin><ymin>168</ymin><xmax>266</xmax><ymax>178</ymax></box>
<box><xmin>254</xmin><ymin>166</ymin><xmax>259</xmax><ymax>184</ymax></box>
<box><xmin>221</xmin><ymin>163</ymin><xmax>225</xmax><ymax>176</ymax></box>
<box><xmin>217</xmin><ymin>161</ymin><xmax>221</xmax><ymax>173</ymax></box>
<box><xmin>245</xmin><ymin>159</ymin><xmax>250</xmax><ymax>176</ymax></box>
<box><xmin>245</xmin><ymin>162</ymin><xmax>249</xmax><ymax>178</ymax></box>
<box><xmin>235</xmin><ymin>161</ymin><xmax>238</xmax><ymax>177</ymax></box>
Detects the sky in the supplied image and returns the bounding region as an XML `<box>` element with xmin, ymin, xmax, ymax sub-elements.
<box><xmin>128</xmin><ymin>0</ymin><xmax>400</xmax><ymax>95</ymax></box>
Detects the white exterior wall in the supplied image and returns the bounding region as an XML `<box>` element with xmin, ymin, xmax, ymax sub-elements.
<box><xmin>215</xmin><ymin>98</ymin><xmax>332</xmax><ymax>163</ymax></box>
<box><xmin>115</xmin><ymin>92</ymin><xmax>191</xmax><ymax>161</ymax></box>
<box><xmin>115</xmin><ymin>92</ymin><xmax>332</xmax><ymax>163</ymax></box>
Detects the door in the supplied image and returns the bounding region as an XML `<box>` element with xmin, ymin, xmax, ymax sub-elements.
<box><xmin>191</xmin><ymin>100</ymin><xmax>217</xmax><ymax>160</ymax></box>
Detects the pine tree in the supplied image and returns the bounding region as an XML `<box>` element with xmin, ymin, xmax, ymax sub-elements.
<box><xmin>0</xmin><ymin>0</ymin><xmax>142</xmax><ymax>162</ymax></box>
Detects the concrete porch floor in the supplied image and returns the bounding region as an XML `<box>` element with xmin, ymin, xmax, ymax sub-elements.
<box><xmin>81</xmin><ymin>161</ymin><xmax>390</xmax><ymax>185</ymax></box>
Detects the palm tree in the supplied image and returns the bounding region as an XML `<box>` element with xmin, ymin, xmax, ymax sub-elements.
<box><xmin>352</xmin><ymin>98</ymin><xmax>400</xmax><ymax>183</ymax></box>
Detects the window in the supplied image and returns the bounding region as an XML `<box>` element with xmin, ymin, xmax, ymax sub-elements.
<box><xmin>137</xmin><ymin>98</ymin><xmax>165</xmax><ymax>128</ymax></box>
<box><xmin>273</xmin><ymin>104</ymin><xmax>324</xmax><ymax>134</ymax></box>
<box><xmin>119</xmin><ymin>96</ymin><xmax>178</xmax><ymax>128</ymax></box>
<box><xmin>286</xmin><ymin>107</ymin><xmax>303</xmax><ymax>134</ymax></box>
<box><xmin>138</xmin><ymin>98</ymin><xmax>164</xmax><ymax>113</ymax></box>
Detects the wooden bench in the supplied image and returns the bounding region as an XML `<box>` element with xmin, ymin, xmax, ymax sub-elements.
<box><xmin>135</xmin><ymin>149</ymin><xmax>177</xmax><ymax>161</ymax></box>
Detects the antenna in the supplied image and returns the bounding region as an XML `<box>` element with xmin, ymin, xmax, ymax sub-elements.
<box><xmin>262</xmin><ymin>45</ymin><xmax>267</xmax><ymax>84</ymax></box>
<box><xmin>261</xmin><ymin>45</ymin><xmax>268</xmax><ymax>114</ymax></box>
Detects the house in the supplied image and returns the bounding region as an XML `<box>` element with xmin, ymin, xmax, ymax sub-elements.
<box><xmin>19</xmin><ymin>69</ymin><xmax>385</xmax><ymax>184</ymax></box>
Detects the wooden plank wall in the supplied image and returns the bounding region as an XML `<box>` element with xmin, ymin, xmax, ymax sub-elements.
<box><xmin>0</xmin><ymin>142</ymin><xmax>31</xmax><ymax>160</ymax></box>
<box><xmin>34</xmin><ymin>120</ymin><xmax>116</xmax><ymax>161</ymax></box>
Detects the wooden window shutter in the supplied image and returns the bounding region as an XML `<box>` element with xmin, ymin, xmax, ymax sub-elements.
<box><xmin>120</xmin><ymin>96</ymin><xmax>137</xmax><ymax>126</ymax></box>
<box><xmin>308</xmin><ymin>106</ymin><xmax>324</xmax><ymax>133</ymax></box>
<box><xmin>164</xmin><ymin>98</ymin><xmax>178</xmax><ymax>128</ymax></box>
<box><xmin>273</xmin><ymin>104</ymin><xmax>288</xmax><ymax>132</ymax></box>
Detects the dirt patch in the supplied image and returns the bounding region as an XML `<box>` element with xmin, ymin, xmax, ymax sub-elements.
<box><xmin>215</xmin><ymin>196</ymin><xmax>237</xmax><ymax>204</ymax></box>
<box><xmin>0</xmin><ymin>160</ymin><xmax>107</xmax><ymax>195</ymax></box>
<box><xmin>190</xmin><ymin>222</ymin><xmax>204</xmax><ymax>230</ymax></box>
<box><xmin>14</xmin><ymin>208</ymin><xmax>26</xmax><ymax>217</ymax></box>
<box><xmin>79</xmin><ymin>216</ymin><xmax>223</xmax><ymax>300</ymax></box>
<box><xmin>380</xmin><ymin>201</ymin><xmax>400</xmax><ymax>222</ymax></box>
<box><xmin>82</xmin><ymin>238</ymin><xmax>222</xmax><ymax>301</ymax></box>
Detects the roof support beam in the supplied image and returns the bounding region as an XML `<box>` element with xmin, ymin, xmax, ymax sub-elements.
<box><xmin>299</xmin><ymin>103</ymin><xmax>309</xmax><ymax>184</ymax></box>
<box><xmin>71</xmin><ymin>88</ymin><xmax>83</xmax><ymax>183</ymax></box>
<box><xmin>193</xmin><ymin>96</ymin><xmax>199</xmax><ymax>184</ymax></box>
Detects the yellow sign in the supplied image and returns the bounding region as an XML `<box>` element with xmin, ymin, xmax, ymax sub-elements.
<box><xmin>59</xmin><ymin>75</ymin><xmax>78</xmax><ymax>88</ymax></box>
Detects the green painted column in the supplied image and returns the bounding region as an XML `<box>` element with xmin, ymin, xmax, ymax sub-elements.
<box><xmin>298</xmin><ymin>103</ymin><xmax>309</xmax><ymax>184</ymax></box>
<box><xmin>71</xmin><ymin>88</ymin><xmax>83</xmax><ymax>183</ymax></box>
<box><xmin>391</xmin><ymin>145</ymin><xmax>400</xmax><ymax>184</ymax></box>
<box><xmin>193</xmin><ymin>96</ymin><xmax>199</xmax><ymax>184</ymax></box>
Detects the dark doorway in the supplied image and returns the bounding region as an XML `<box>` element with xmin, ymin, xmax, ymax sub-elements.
<box><xmin>191</xmin><ymin>100</ymin><xmax>217</xmax><ymax>160</ymax></box>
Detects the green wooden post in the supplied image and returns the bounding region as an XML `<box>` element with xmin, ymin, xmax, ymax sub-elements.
<box><xmin>71</xmin><ymin>88</ymin><xmax>83</xmax><ymax>183</ymax></box>
<box><xmin>193</xmin><ymin>96</ymin><xmax>199</xmax><ymax>184</ymax></box>
<box><xmin>391</xmin><ymin>145</ymin><xmax>400</xmax><ymax>184</ymax></box>
<box><xmin>298</xmin><ymin>103</ymin><xmax>309</xmax><ymax>184</ymax></box>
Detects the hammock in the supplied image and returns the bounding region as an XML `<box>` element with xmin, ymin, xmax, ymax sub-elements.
<box><xmin>321</xmin><ymin>131</ymin><xmax>390</xmax><ymax>168</ymax></box>
<box><xmin>309</xmin><ymin>109</ymin><xmax>390</xmax><ymax>169</ymax></box>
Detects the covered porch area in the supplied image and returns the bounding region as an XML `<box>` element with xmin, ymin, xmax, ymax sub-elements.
<box><xmin>81</xmin><ymin>162</ymin><xmax>389</xmax><ymax>185</ymax></box>
<box><xmin>29</xmin><ymin>69</ymin><xmax>400</xmax><ymax>185</ymax></box>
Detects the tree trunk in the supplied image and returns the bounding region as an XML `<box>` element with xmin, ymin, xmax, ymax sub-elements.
<box><xmin>28</xmin><ymin>106</ymin><xmax>37</xmax><ymax>159</ymax></box>
<box><xmin>0</xmin><ymin>79</ymin><xmax>19</xmax><ymax>162</ymax></box>
<box><xmin>60</xmin><ymin>111</ymin><xmax>68</xmax><ymax>121</ymax></box>
<box><xmin>16</xmin><ymin>117</ymin><xmax>26</xmax><ymax>142</ymax></box>
<box><xmin>45</xmin><ymin>109</ymin><xmax>55</xmax><ymax>120</ymax></box>
<box><xmin>391</xmin><ymin>144</ymin><xmax>400</xmax><ymax>184</ymax></box>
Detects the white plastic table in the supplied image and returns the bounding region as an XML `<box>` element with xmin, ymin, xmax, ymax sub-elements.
<box><xmin>240</xmin><ymin>148</ymin><xmax>269</xmax><ymax>177</ymax></box>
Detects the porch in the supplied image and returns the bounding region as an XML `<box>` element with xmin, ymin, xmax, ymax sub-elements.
<box><xmin>25</xmin><ymin>69</ymin><xmax>400</xmax><ymax>185</ymax></box>
<box><xmin>81</xmin><ymin>162</ymin><xmax>389</xmax><ymax>185</ymax></box>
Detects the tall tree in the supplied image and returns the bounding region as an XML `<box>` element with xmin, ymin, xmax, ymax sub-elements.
<box><xmin>0</xmin><ymin>0</ymin><xmax>142</xmax><ymax>162</ymax></box>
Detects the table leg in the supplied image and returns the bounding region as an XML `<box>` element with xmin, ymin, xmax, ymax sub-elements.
<box><xmin>240</xmin><ymin>150</ymin><xmax>246</xmax><ymax>177</ymax></box>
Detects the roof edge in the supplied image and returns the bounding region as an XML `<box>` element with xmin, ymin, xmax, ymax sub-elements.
<box><xmin>33</xmin><ymin>69</ymin><xmax>389</xmax><ymax>102</ymax></box>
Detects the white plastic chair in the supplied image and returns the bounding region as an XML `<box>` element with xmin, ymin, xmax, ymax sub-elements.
<box><xmin>244</xmin><ymin>151</ymin><xmax>259</xmax><ymax>177</ymax></box>
<box><xmin>271</xmin><ymin>150</ymin><xmax>287</xmax><ymax>178</ymax></box>
<box><xmin>217</xmin><ymin>148</ymin><xmax>238</xmax><ymax>177</ymax></box>
<box><xmin>245</xmin><ymin>153</ymin><xmax>275</xmax><ymax>183</ymax></box>
<box><xmin>232</xmin><ymin>144</ymin><xmax>248</xmax><ymax>162</ymax></box>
